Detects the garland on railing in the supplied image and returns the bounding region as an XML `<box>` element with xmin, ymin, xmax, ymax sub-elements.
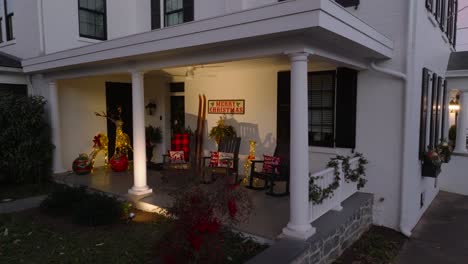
<box><xmin>308</xmin><ymin>153</ymin><xmax>368</xmax><ymax>205</ymax></box>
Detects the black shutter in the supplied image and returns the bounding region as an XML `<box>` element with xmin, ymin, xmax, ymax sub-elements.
<box><xmin>151</xmin><ymin>0</ymin><xmax>161</xmax><ymax>30</ymax></box>
<box><xmin>429</xmin><ymin>73</ymin><xmax>438</xmax><ymax>148</ymax></box>
<box><xmin>447</xmin><ymin>0</ymin><xmax>453</xmax><ymax>39</ymax></box>
<box><xmin>434</xmin><ymin>77</ymin><xmax>443</xmax><ymax>146</ymax></box>
<box><xmin>419</xmin><ymin>68</ymin><xmax>431</xmax><ymax>158</ymax></box>
<box><xmin>426</xmin><ymin>0</ymin><xmax>434</xmax><ymax>12</ymax></box>
<box><xmin>183</xmin><ymin>0</ymin><xmax>194</xmax><ymax>22</ymax></box>
<box><xmin>335</xmin><ymin>67</ymin><xmax>358</xmax><ymax>149</ymax></box>
<box><xmin>440</xmin><ymin>0</ymin><xmax>446</xmax><ymax>30</ymax></box>
<box><xmin>277</xmin><ymin>71</ymin><xmax>291</xmax><ymax>146</ymax></box>
<box><xmin>453</xmin><ymin>0</ymin><xmax>458</xmax><ymax>46</ymax></box>
<box><xmin>435</xmin><ymin>0</ymin><xmax>441</xmax><ymax>21</ymax></box>
<box><xmin>441</xmin><ymin>79</ymin><xmax>448</xmax><ymax>140</ymax></box>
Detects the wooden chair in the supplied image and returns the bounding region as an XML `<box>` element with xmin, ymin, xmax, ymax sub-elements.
<box><xmin>162</xmin><ymin>133</ymin><xmax>195</xmax><ymax>173</ymax></box>
<box><xmin>201</xmin><ymin>137</ymin><xmax>241</xmax><ymax>183</ymax></box>
<box><xmin>247</xmin><ymin>143</ymin><xmax>290</xmax><ymax>197</ymax></box>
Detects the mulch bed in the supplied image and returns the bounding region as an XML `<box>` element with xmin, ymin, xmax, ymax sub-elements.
<box><xmin>333</xmin><ymin>226</ymin><xmax>408</xmax><ymax>264</ymax></box>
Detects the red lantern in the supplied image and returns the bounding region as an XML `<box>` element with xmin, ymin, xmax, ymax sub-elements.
<box><xmin>110</xmin><ymin>155</ymin><xmax>129</xmax><ymax>172</ymax></box>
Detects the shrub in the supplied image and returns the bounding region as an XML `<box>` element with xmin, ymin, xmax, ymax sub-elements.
<box><xmin>40</xmin><ymin>185</ymin><xmax>124</xmax><ymax>226</ymax></box>
<box><xmin>40</xmin><ymin>185</ymin><xmax>87</xmax><ymax>216</ymax></box>
<box><xmin>72</xmin><ymin>192</ymin><xmax>124</xmax><ymax>226</ymax></box>
<box><xmin>0</xmin><ymin>95</ymin><xmax>54</xmax><ymax>184</ymax></box>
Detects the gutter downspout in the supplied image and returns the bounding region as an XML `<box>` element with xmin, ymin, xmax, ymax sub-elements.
<box><xmin>37</xmin><ymin>0</ymin><xmax>45</xmax><ymax>55</ymax></box>
<box><xmin>369</xmin><ymin>0</ymin><xmax>416</xmax><ymax>238</ymax></box>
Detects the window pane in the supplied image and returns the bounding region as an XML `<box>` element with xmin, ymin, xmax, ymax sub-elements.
<box><xmin>95</xmin><ymin>0</ymin><xmax>105</xmax><ymax>12</ymax></box>
<box><xmin>165</xmin><ymin>0</ymin><xmax>182</xmax><ymax>12</ymax></box>
<box><xmin>165</xmin><ymin>11</ymin><xmax>183</xmax><ymax>26</ymax></box>
<box><xmin>79</xmin><ymin>0</ymin><xmax>88</xmax><ymax>9</ymax></box>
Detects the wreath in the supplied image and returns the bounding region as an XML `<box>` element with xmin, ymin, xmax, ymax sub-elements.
<box><xmin>309</xmin><ymin>153</ymin><xmax>368</xmax><ymax>205</ymax></box>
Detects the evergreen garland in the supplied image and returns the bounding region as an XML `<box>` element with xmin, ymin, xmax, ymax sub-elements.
<box><xmin>308</xmin><ymin>153</ymin><xmax>368</xmax><ymax>205</ymax></box>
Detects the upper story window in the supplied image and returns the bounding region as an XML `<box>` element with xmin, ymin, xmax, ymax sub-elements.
<box><xmin>151</xmin><ymin>0</ymin><xmax>194</xmax><ymax>30</ymax></box>
<box><xmin>4</xmin><ymin>0</ymin><xmax>13</xmax><ymax>41</ymax></box>
<box><xmin>78</xmin><ymin>0</ymin><xmax>107</xmax><ymax>40</ymax></box>
<box><xmin>426</xmin><ymin>0</ymin><xmax>458</xmax><ymax>48</ymax></box>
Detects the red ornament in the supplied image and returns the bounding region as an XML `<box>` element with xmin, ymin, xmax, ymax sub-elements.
<box><xmin>110</xmin><ymin>155</ymin><xmax>129</xmax><ymax>172</ymax></box>
<box><xmin>72</xmin><ymin>155</ymin><xmax>91</xmax><ymax>175</ymax></box>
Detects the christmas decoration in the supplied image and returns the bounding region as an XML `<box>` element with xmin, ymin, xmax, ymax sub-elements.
<box><xmin>109</xmin><ymin>149</ymin><xmax>129</xmax><ymax>172</ymax></box>
<box><xmin>242</xmin><ymin>140</ymin><xmax>257</xmax><ymax>185</ymax></box>
<box><xmin>72</xmin><ymin>153</ymin><xmax>92</xmax><ymax>175</ymax></box>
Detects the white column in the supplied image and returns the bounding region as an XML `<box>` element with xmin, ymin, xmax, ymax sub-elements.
<box><xmin>455</xmin><ymin>92</ymin><xmax>468</xmax><ymax>153</ymax></box>
<box><xmin>49</xmin><ymin>81</ymin><xmax>66</xmax><ymax>174</ymax></box>
<box><xmin>282</xmin><ymin>52</ymin><xmax>316</xmax><ymax>240</ymax></box>
<box><xmin>128</xmin><ymin>71</ymin><xmax>152</xmax><ymax>196</ymax></box>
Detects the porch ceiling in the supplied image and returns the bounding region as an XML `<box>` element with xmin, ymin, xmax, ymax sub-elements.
<box><xmin>22</xmin><ymin>0</ymin><xmax>394</xmax><ymax>76</ymax></box>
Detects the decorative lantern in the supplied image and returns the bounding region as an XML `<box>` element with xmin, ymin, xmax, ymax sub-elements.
<box><xmin>449</xmin><ymin>96</ymin><xmax>460</xmax><ymax>113</ymax></box>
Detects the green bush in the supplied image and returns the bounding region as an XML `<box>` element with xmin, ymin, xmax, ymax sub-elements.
<box><xmin>0</xmin><ymin>95</ymin><xmax>54</xmax><ymax>184</ymax></box>
<box><xmin>72</xmin><ymin>192</ymin><xmax>123</xmax><ymax>226</ymax></box>
<box><xmin>40</xmin><ymin>186</ymin><xmax>124</xmax><ymax>226</ymax></box>
<box><xmin>40</xmin><ymin>185</ymin><xmax>87</xmax><ymax>216</ymax></box>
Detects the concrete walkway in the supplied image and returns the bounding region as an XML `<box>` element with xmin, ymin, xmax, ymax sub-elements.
<box><xmin>0</xmin><ymin>195</ymin><xmax>47</xmax><ymax>214</ymax></box>
<box><xmin>397</xmin><ymin>191</ymin><xmax>468</xmax><ymax>264</ymax></box>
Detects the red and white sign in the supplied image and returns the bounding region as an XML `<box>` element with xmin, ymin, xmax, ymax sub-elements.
<box><xmin>208</xmin><ymin>100</ymin><xmax>245</xmax><ymax>114</ymax></box>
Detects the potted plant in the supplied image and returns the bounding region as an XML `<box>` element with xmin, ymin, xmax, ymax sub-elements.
<box><xmin>421</xmin><ymin>147</ymin><xmax>442</xmax><ymax>178</ymax></box>
<box><xmin>437</xmin><ymin>140</ymin><xmax>453</xmax><ymax>163</ymax></box>
<box><xmin>145</xmin><ymin>126</ymin><xmax>162</xmax><ymax>163</ymax></box>
<box><xmin>209</xmin><ymin>116</ymin><xmax>236</xmax><ymax>145</ymax></box>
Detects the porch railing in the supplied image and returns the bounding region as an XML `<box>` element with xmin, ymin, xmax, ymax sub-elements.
<box><xmin>309</xmin><ymin>157</ymin><xmax>360</xmax><ymax>222</ymax></box>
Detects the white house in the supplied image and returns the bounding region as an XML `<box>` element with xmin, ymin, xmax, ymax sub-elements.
<box><xmin>0</xmin><ymin>0</ymin><xmax>460</xmax><ymax>247</ymax></box>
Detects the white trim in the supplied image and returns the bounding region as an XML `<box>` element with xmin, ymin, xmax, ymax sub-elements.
<box><xmin>0</xmin><ymin>39</ymin><xmax>16</xmax><ymax>48</ymax></box>
<box><xmin>76</xmin><ymin>36</ymin><xmax>103</xmax><ymax>44</ymax></box>
<box><xmin>22</xmin><ymin>0</ymin><xmax>393</xmax><ymax>73</ymax></box>
<box><xmin>0</xmin><ymin>66</ymin><xmax>23</xmax><ymax>73</ymax></box>
<box><xmin>446</xmin><ymin>70</ymin><xmax>468</xmax><ymax>78</ymax></box>
<box><xmin>427</xmin><ymin>12</ymin><xmax>438</xmax><ymax>27</ymax></box>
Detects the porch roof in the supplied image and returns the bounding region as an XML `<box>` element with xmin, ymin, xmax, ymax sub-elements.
<box><xmin>22</xmin><ymin>0</ymin><xmax>394</xmax><ymax>75</ymax></box>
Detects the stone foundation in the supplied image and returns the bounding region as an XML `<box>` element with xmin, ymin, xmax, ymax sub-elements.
<box><xmin>247</xmin><ymin>192</ymin><xmax>373</xmax><ymax>264</ymax></box>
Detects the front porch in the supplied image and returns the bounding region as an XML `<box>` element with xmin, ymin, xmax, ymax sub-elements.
<box><xmin>56</xmin><ymin>167</ymin><xmax>290</xmax><ymax>241</ymax></box>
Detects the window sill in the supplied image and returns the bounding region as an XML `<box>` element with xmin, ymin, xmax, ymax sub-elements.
<box><xmin>0</xmin><ymin>39</ymin><xmax>16</xmax><ymax>48</ymax></box>
<box><xmin>308</xmin><ymin>146</ymin><xmax>352</xmax><ymax>155</ymax></box>
<box><xmin>442</xmin><ymin>33</ymin><xmax>449</xmax><ymax>44</ymax></box>
<box><xmin>427</xmin><ymin>12</ymin><xmax>438</xmax><ymax>28</ymax></box>
<box><xmin>77</xmin><ymin>36</ymin><xmax>104</xmax><ymax>44</ymax></box>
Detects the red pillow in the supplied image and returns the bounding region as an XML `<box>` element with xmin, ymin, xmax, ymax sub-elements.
<box><xmin>209</xmin><ymin>151</ymin><xmax>219</xmax><ymax>167</ymax></box>
<box><xmin>169</xmin><ymin>151</ymin><xmax>185</xmax><ymax>163</ymax></box>
<box><xmin>262</xmin><ymin>155</ymin><xmax>281</xmax><ymax>174</ymax></box>
<box><xmin>218</xmin><ymin>152</ymin><xmax>234</xmax><ymax>168</ymax></box>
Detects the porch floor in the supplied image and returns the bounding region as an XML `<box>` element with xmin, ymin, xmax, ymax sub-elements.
<box><xmin>54</xmin><ymin>167</ymin><xmax>289</xmax><ymax>241</ymax></box>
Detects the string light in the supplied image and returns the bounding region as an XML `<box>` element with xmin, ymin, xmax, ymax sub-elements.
<box><xmin>243</xmin><ymin>140</ymin><xmax>260</xmax><ymax>186</ymax></box>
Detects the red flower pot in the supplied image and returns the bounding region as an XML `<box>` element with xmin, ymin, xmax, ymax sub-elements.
<box><xmin>110</xmin><ymin>155</ymin><xmax>129</xmax><ymax>172</ymax></box>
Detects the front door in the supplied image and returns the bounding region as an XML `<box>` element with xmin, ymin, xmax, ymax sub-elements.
<box><xmin>171</xmin><ymin>96</ymin><xmax>185</xmax><ymax>134</ymax></box>
<box><xmin>105</xmin><ymin>82</ymin><xmax>133</xmax><ymax>160</ymax></box>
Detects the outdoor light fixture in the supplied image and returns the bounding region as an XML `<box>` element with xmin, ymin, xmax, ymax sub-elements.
<box><xmin>449</xmin><ymin>96</ymin><xmax>460</xmax><ymax>113</ymax></box>
<box><xmin>145</xmin><ymin>100</ymin><xmax>157</xmax><ymax>115</ymax></box>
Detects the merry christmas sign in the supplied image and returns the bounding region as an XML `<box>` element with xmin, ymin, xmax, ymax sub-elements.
<box><xmin>208</xmin><ymin>99</ymin><xmax>245</xmax><ymax>115</ymax></box>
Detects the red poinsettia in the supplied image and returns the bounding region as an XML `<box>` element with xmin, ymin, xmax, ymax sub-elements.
<box><xmin>207</xmin><ymin>218</ymin><xmax>221</xmax><ymax>234</ymax></box>
<box><xmin>228</xmin><ymin>199</ymin><xmax>237</xmax><ymax>218</ymax></box>
<box><xmin>188</xmin><ymin>233</ymin><xmax>202</xmax><ymax>252</ymax></box>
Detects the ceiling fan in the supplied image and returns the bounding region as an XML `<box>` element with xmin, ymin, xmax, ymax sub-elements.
<box><xmin>172</xmin><ymin>65</ymin><xmax>223</xmax><ymax>80</ymax></box>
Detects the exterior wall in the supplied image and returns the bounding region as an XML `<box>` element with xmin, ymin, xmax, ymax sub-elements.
<box><xmin>182</xmin><ymin>63</ymin><xmax>339</xmax><ymax>174</ymax></box>
<box><xmin>439</xmin><ymin>155</ymin><xmax>468</xmax><ymax>195</ymax></box>
<box><xmin>342</xmin><ymin>0</ymin><xmax>408</xmax><ymax>230</ymax></box>
<box><xmin>56</xmin><ymin>74</ymin><xmax>168</xmax><ymax>171</ymax></box>
<box><xmin>0</xmin><ymin>0</ymin><xmax>41</xmax><ymax>59</ymax></box>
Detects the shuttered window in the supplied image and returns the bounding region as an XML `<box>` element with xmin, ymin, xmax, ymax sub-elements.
<box><xmin>308</xmin><ymin>71</ymin><xmax>335</xmax><ymax>147</ymax></box>
<box><xmin>420</xmin><ymin>68</ymin><xmax>448</xmax><ymax>158</ymax></box>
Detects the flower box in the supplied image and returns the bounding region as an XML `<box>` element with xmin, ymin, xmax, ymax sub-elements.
<box><xmin>421</xmin><ymin>160</ymin><xmax>441</xmax><ymax>178</ymax></box>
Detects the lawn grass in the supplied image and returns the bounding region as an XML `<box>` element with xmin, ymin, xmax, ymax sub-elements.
<box><xmin>0</xmin><ymin>182</ymin><xmax>58</xmax><ymax>201</ymax></box>
<box><xmin>333</xmin><ymin>226</ymin><xmax>408</xmax><ymax>264</ymax></box>
<box><xmin>0</xmin><ymin>209</ymin><xmax>266</xmax><ymax>264</ymax></box>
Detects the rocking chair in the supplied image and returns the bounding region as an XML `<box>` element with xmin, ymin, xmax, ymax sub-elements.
<box><xmin>247</xmin><ymin>143</ymin><xmax>290</xmax><ymax>197</ymax></box>
<box><xmin>162</xmin><ymin>133</ymin><xmax>195</xmax><ymax>173</ymax></box>
<box><xmin>201</xmin><ymin>137</ymin><xmax>241</xmax><ymax>183</ymax></box>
